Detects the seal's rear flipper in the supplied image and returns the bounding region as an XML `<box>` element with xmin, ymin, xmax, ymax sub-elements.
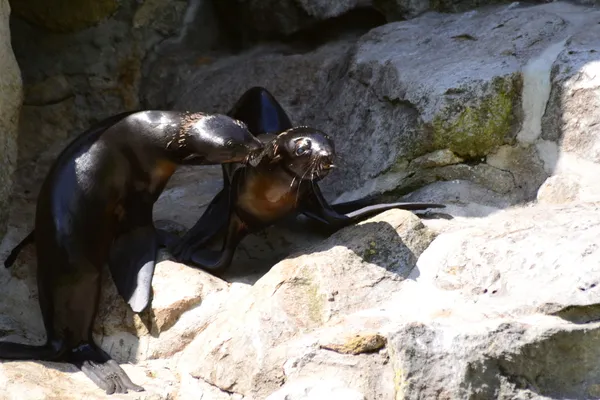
<box><xmin>108</xmin><ymin>225</ymin><xmax>158</xmax><ymax>313</ymax></box>
<box><xmin>70</xmin><ymin>343</ymin><xmax>144</xmax><ymax>395</ymax></box>
<box><xmin>4</xmin><ymin>230</ymin><xmax>35</xmax><ymax>268</ymax></box>
<box><xmin>344</xmin><ymin>202</ymin><xmax>446</xmax><ymax>219</ymax></box>
<box><xmin>170</xmin><ymin>188</ymin><xmax>230</xmax><ymax>263</ymax></box>
<box><xmin>301</xmin><ymin>183</ymin><xmax>446</xmax><ymax>229</ymax></box>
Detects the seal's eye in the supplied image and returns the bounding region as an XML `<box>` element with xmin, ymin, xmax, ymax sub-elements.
<box><xmin>294</xmin><ymin>139</ymin><xmax>312</xmax><ymax>156</ymax></box>
<box><xmin>225</xmin><ymin>139</ymin><xmax>234</xmax><ymax>148</ymax></box>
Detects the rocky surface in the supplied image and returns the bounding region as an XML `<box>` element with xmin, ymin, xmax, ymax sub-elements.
<box><xmin>149</xmin><ymin>2</ymin><xmax>600</xmax><ymax>209</ymax></box>
<box><xmin>2</xmin><ymin>0</ymin><xmax>600</xmax><ymax>399</ymax></box>
<box><xmin>0</xmin><ymin>0</ymin><xmax>22</xmax><ymax>244</ymax></box>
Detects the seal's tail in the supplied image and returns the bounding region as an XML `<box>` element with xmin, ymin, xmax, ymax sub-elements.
<box><xmin>4</xmin><ymin>230</ymin><xmax>34</xmax><ymax>268</ymax></box>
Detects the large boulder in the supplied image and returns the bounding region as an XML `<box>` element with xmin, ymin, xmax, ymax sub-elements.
<box><xmin>0</xmin><ymin>0</ymin><xmax>23</xmax><ymax>242</ymax></box>
<box><xmin>10</xmin><ymin>0</ymin><xmax>195</xmax><ymax>173</ymax></box>
<box><xmin>149</xmin><ymin>2</ymin><xmax>600</xmax><ymax>209</ymax></box>
<box><xmin>538</xmin><ymin>20</ymin><xmax>600</xmax><ymax>204</ymax></box>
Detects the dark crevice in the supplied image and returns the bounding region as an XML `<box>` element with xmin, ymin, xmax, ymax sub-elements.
<box><xmin>213</xmin><ymin>6</ymin><xmax>387</xmax><ymax>54</ymax></box>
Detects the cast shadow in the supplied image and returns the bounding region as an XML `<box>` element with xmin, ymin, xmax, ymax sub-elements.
<box><xmin>213</xmin><ymin>212</ymin><xmax>428</xmax><ymax>286</ymax></box>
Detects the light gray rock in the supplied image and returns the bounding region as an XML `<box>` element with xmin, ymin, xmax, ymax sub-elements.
<box><xmin>266</xmin><ymin>379</ymin><xmax>367</xmax><ymax>400</ymax></box>
<box><xmin>0</xmin><ymin>0</ymin><xmax>23</xmax><ymax>242</ymax></box>
<box><xmin>538</xmin><ymin>20</ymin><xmax>600</xmax><ymax>204</ymax></box>
<box><xmin>156</xmin><ymin>4</ymin><xmax>584</xmax><ymax>206</ymax></box>
<box><xmin>416</xmin><ymin>202</ymin><xmax>600</xmax><ymax>317</ymax></box>
<box><xmin>177</xmin><ymin>209</ymin><xmax>436</xmax><ymax>398</ymax></box>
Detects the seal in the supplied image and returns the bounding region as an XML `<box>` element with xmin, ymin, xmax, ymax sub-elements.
<box><xmin>168</xmin><ymin>87</ymin><xmax>445</xmax><ymax>274</ymax></box>
<box><xmin>0</xmin><ymin>109</ymin><xmax>263</xmax><ymax>394</ymax></box>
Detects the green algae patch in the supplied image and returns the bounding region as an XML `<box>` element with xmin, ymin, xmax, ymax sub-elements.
<box><xmin>432</xmin><ymin>74</ymin><xmax>522</xmax><ymax>159</ymax></box>
<box><xmin>11</xmin><ymin>0</ymin><xmax>119</xmax><ymax>33</ymax></box>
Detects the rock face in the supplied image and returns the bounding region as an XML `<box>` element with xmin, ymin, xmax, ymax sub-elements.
<box><xmin>152</xmin><ymin>2</ymin><xmax>600</xmax><ymax>209</ymax></box>
<box><xmin>10</xmin><ymin>0</ymin><xmax>119</xmax><ymax>33</ymax></box>
<box><xmin>3</xmin><ymin>0</ymin><xmax>600</xmax><ymax>399</ymax></box>
<box><xmin>0</xmin><ymin>0</ymin><xmax>23</xmax><ymax>243</ymax></box>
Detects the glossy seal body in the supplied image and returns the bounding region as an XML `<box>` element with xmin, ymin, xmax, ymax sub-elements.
<box><xmin>0</xmin><ymin>110</ymin><xmax>262</xmax><ymax>394</ymax></box>
<box><xmin>169</xmin><ymin>87</ymin><xmax>445</xmax><ymax>274</ymax></box>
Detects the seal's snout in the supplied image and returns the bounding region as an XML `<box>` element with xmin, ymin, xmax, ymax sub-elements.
<box><xmin>319</xmin><ymin>154</ymin><xmax>335</xmax><ymax>171</ymax></box>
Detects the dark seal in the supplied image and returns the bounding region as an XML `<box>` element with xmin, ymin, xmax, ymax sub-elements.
<box><xmin>0</xmin><ymin>110</ymin><xmax>263</xmax><ymax>394</ymax></box>
<box><xmin>168</xmin><ymin>87</ymin><xmax>445</xmax><ymax>274</ymax></box>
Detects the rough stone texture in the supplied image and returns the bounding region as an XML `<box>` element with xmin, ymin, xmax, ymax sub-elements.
<box><xmin>538</xmin><ymin>20</ymin><xmax>600</xmax><ymax>204</ymax></box>
<box><xmin>152</xmin><ymin>3</ymin><xmax>583</xmax><ymax>206</ymax></box>
<box><xmin>177</xmin><ymin>210</ymin><xmax>435</xmax><ymax>399</ymax></box>
<box><xmin>10</xmin><ymin>0</ymin><xmax>194</xmax><ymax>171</ymax></box>
<box><xmin>9</xmin><ymin>0</ymin><xmax>119</xmax><ymax>33</ymax></box>
<box><xmin>213</xmin><ymin>0</ymin><xmax>374</xmax><ymax>37</ymax></box>
<box><xmin>0</xmin><ymin>0</ymin><xmax>23</xmax><ymax>244</ymax></box>
<box><xmin>5</xmin><ymin>1</ymin><xmax>600</xmax><ymax>398</ymax></box>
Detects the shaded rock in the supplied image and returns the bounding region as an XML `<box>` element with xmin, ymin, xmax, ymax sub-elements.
<box><xmin>10</xmin><ymin>0</ymin><xmax>118</xmax><ymax>33</ymax></box>
<box><xmin>177</xmin><ymin>209</ymin><xmax>436</xmax><ymax>398</ymax></box>
<box><xmin>409</xmin><ymin>149</ymin><xmax>464</xmax><ymax>169</ymax></box>
<box><xmin>486</xmin><ymin>144</ymin><xmax>548</xmax><ymax>201</ymax></box>
<box><xmin>10</xmin><ymin>0</ymin><xmax>192</xmax><ymax>171</ymax></box>
<box><xmin>213</xmin><ymin>0</ymin><xmax>375</xmax><ymax>37</ymax></box>
<box><xmin>0</xmin><ymin>0</ymin><xmax>23</xmax><ymax>242</ymax></box>
<box><xmin>23</xmin><ymin>75</ymin><xmax>73</xmax><ymax>106</ymax></box>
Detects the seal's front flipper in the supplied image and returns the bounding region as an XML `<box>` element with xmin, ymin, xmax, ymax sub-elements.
<box><xmin>4</xmin><ymin>230</ymin><xmax>35</xmax><ymax>268</ymax></box>
<box><xmin>109</xmin><ymin>225</ymin><xmax>158</xmax><ymax>313</ymax></box>
<box><xmin>170</xmin><ymin>188</ymin><xmax>230</xmax><ymax>263</ymax></box>
<box><xmin>70</xmin><ymin>343</ymin><xmax>144</xmax><ymax>395</ymax></box>
<box><xmin>227</xmin><ymin>87</ymin><xmax>293</xmax><ymax>135</ymax></box>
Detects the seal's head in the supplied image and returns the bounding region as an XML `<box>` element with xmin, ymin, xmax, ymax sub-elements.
<box><xmin>184</xmin><ymin>114</ymin><xmax>263</xmax><ymax>164</ymax></box>
<box><xmin>269</xmin><ymin>126</ymin><xmax>335</xmax><ymax>181</ymax></box>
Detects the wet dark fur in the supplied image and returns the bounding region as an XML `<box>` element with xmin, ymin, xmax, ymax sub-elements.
<box><xmin>168</xmin><ymin>87</ymin><xmax>446</xmax><ymax>274</ymax></box>
<box><xmin>0</xmin><ymin>110</ymin><xmax>262</xmax><ymax>394</ymax></box>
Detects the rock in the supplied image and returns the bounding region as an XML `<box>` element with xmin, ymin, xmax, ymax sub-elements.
<box><xmin>536</xmin><ymin>174</ymin><xmax>583</xmax><ymax>204</ymax></box>
<box><xmin>266</xmin><ymin>379</ymin><xmax>367</xmax><ymax>400</ymax></box>
<box><xmin>157</xmin><ymin>3</ymin><xmax>585</xmax><ymax>206</ymax></box>
<box><xmin>417</xmin><ymin>202</ymin><xmax>600</xmax><ymax>317</ymax></box>
<box><xmin>409</xmin><ymin>149</ymin><xmax>464</xmax><ymax>169</ymax></box>
<box><xmin>177</xmin><ymin>209</ymin><xmax>436</xmax><ymax>398</ymax></box>
<box><xmin>10</xmin><ymin>0</ymin><xmax>119</xmax><ymax>33</ymax></box>
<box><xmin>319</xmin><ymin>332</ymin><xmax>386</xmax><ymax>355</ymax></box>
<box><xmin>0</xmin><ymin>0</ymin><xmax>23</xmax><ymax>242</ymax></box>
<box><xmin>0</xmin><ymin>358</ymin><xmax>179</xmax><ymax>399</ymax></box>
<box><xmin>213</xmin><ymin>0</ymin><xmax>375</xmax><ymax>37</ymax></box>
<box><xmin>539</xmin><ymin>19</ymin><xmax>600</xmax><ymax>204</ymax></box>
<box><xmin>9</xmin><ymin>0</ymin><xmax>193</xmax><ymax>172</ymax></box>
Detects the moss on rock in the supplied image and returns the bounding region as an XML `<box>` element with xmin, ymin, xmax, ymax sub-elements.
<box><xmin>10</xmin><ymin>0</ymin><xmax>119</xmax><ymax>33</ymax></box>
<box><xmin>321</xmin><ymin>332</ymin><xmax>387</xmax><ymax>355</ymax></box>
<box><xmin>432</xmin><ymin>74</ymin><xmax>522</xmax><ymax>159</ymax></box>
